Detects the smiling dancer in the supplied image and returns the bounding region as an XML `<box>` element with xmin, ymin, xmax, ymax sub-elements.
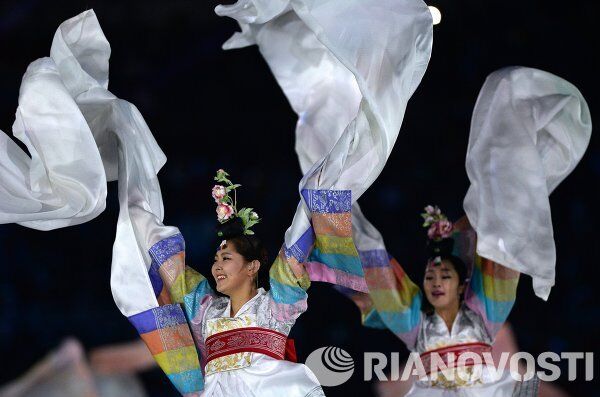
<box><xmin>135</xmin><ymin>169</ymin><xmax>331</xmax><ymax>396</ymax></box>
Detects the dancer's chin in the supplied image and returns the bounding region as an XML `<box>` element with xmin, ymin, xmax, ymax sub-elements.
<box><xmin>215</xmin><ymin>281</ymin><xmax>232</xmax><ymax>296</ymax></box>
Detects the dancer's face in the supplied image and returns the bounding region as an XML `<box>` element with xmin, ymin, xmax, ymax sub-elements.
<box><xmin>212</xmin><ymin>241</ymin><xmax>259</xmax><ymax>296</ymax></box>
<box><xmin>423</xmin><ymin>260</ymin><xmax>464</xmax><ymax>310</ymax></box>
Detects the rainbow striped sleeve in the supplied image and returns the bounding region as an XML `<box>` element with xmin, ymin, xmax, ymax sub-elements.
<box><xmin>333</xmin><ymin>286</ymin><xmax>388</xmax><ymax>330</ymax></box>
<box><xmin>359</xmin><ymin>250</ymin><xmax>423</xmax><ymax>350</ymax></box>
<box><xmin>126</xmin><ymin>233</ymin><xmax>212</xmax><ymax>396</ymax></box>
<box><xmin>303</xmin><ymin>189</ymin><xmax>368</xmax><ymax>292</ymax></box>
<box><xmin>270</xmin><ymin>189</ymin><xmax>367</xmax><ymax>322</ymax></box>
<box><xmin>147</xmin><ymin>233</ymin><xmax>214</xmax><ymax>307</ymax></box>
<box><xmin>129</xmin><ymin>305</ymin><xmax>203</xmax><ymax>396</ymax></box>
<box><xmin>294</xmin><ymin>189</ymin><xmax>421</xmax><ymax>348</ymax></box>
<box><xmin>268</xmin><ymin>246</ymin><xmax>311</xmax><ymax>323</ymax></box>
<box><xmin>464</xmin><ymin>255</ymin><xmax>520</xmax><ymax>339</ymax></box>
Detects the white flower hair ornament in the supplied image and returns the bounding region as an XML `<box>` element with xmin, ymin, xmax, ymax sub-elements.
<box><xmin>212</xmin><ymin>169</ymin><xmax>261</xmax><ymax>238</ymax></box>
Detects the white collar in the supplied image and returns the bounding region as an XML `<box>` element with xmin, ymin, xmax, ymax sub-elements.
<box><xmin>433</xmin><ymin>308</ymin><xmax>462</xmax><ymax>337</ymax></box>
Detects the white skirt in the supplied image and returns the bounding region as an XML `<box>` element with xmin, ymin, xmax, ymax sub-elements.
<box><xmin>202</xmin><ymin>355</ymin><xmax>324</xmax><ymax>397</ymax></box>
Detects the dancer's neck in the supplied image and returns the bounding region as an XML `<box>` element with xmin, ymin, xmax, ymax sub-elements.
<box><xmin>229</xmin><ymin>286</ymin><xmax>258</xmax><ymax>317</ymax></box>
<box><xmin>435</xmin><ymin>301</ymin><xmax>460</xmax><ymax>333</ymax></box>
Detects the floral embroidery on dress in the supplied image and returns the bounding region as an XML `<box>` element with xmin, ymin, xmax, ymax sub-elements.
<box><xmin>205</xmin><ymin>315</ymin><xmax>254</xmax><ymax>375</ymax></box>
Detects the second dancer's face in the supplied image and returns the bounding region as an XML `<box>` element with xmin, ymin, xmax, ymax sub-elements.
<box><xmin>423</xmin><ymin>260</ymin><xmax>464</xmax><ymax>311</ymax></box>
<box><xmin>212</xmin><ymin>242</ymin><xmax>254</xmax><ymax>296</ymax></box>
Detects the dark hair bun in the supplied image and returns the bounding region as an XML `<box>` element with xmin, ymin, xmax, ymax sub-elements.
<box><xmin>426</xmin><ymin>237</ymin><xmax>454</xmax><ymax>258</ymax></box>
<box><xmin>216</xmin><ymin>217</ymin><xmax>245</xmax><ymax>239</ymax></box>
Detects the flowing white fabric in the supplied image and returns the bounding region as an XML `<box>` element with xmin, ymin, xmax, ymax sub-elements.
<box><xmin>0</xmin><ymin>59</ymin><xmax>106</xmax><ymax>230</ymax></box>
<box><xmin>50</xmin><ymin>11</ymin><xmax>179</xmax><ymax>316</ymax></box>
<box><xmin>0</xmin><ymin>10</ymin><xmax>176</xmax><ymax>317</ymax></box>
<box><xmin>464</xmin><ymin>67</ymin><xmax>592</xmax><ymax>300</ymax></box>
<box><xmin>215</xmin><ymin>0</ymin><xmax>433</xmax><ymax>248</ymax></box>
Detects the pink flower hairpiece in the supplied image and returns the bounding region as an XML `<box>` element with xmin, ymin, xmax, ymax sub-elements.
<box><xmin>212</xmin><ymin>169</ymin><xmax>260</xmax><ymax>235</ymax></box>
<box><xmin>421</xmin><ymin>205</ymin><xmax>454</xmax><ymax>241</ymax></box>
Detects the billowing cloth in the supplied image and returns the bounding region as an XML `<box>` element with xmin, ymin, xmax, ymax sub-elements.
<box><xmin>0</xmin><ymin>10</ymin><xmax>176</xmax><ymax>316</ymax></box>
<box><xmin>216</xmin><ymin>0</ymin><xmax>432</xmax><ymax>392</ymax></box>
<box><xmin>215</xmin><ymin>0</ymin><xmax>433</xmax><ymax>348</ymax></box>
<box><xmin>215</xmin><ymin>0</ymin><xmax>433</xmax><ymax>292</ymax></box>
<box><xmin>0</xmin><ymin>58</ymin><xmax>106</xmax><ymax>229</ymax></box>
<box><xmin>464</xmin><ymin>67</ymin><xmax>592</xmax><ymax>300</ymax></box>
<box><xmin>50</xmin><ymin>12</ymin><xmax>180</xmax><ymax>317</ymax></box>
<box><xmin>0</xmin><ymin>10</ymin><xmax>196</xmax><ymax>395</ymax></box>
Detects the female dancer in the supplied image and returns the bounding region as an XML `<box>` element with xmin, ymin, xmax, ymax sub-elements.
<box><xmin>406</xmin><ymin>209</ymin><xmax>521</xmax><ymax>393</ymax></box>
<box><xmin>375</xmin><ymin>322</ymin><xmax>572</xmax><ymax>397</ymax></box>
<box><xmin>341</xmin><ymin>67</ymin><xmax>592</xmax><ymax>396</ymax></box>
<box><xmin>132</xmin><ymin>170</ymin><xmax>340</xmax><ymax>396</ymax></box>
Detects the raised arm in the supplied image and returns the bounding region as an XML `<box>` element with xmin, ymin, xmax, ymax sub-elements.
<box><xmin>215</xmin><ymin>0</ymin><xmax>433</xmax><ymax>340</ymax></box>
<box><xmin>268</xmin><ymin>189</ymin><xmax>359</xmax><ymax>324</ymax></box>
<box><xmin>464</xmin><ymin>254</ymin><xmax>520</xmax><ymax>340</ymax></box>
<box><xmin>126</xmin><ymin>232</ymin><xmax>212</xmax><ymax>396</ymax></box>
<box><xmin>330</xmin><ymin>255</ymin><xmax>424</xmax><ymax>351</ymax></box>
<box><xmin>453</xmin><ymin>217</ymin><xmax>520</xmax><ymax>340</ymax></box>
<box><xmin>360</xmin><ymin>253</ymin><xmax>423</xmax><ymax>351</ymax></box>
<box><xmin>269</xmin><ymin>189</ymin><xmax>365</xmax><ymax>324</ymax></box>
<box><xmin>345</xmin><ymin>204</ymin><xmax>424</xmax><ymax>351</ymax></box>
<box><xmin>147</xmin><ymin>233</ymin><xmax>215</xmax><ymax>310</ymax></box>
<box><xmin>268</xmin><ymin>247</ymin><xmax>311</xmax><ymax>325</ymax></box>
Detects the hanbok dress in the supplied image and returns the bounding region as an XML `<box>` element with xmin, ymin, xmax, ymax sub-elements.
<box><xmin>340</xmin><ymin>67</ymin><xmax>592</xmax><ymax>396</ymax></box>
<box><xmin>361</xmin><ymin>218</ymin><xmax>524</xmax><ymax>396</ymax></box>
<box><xmin>134</xmin><ymin>192</ymin><xmax>360</xmax><ymax>396</ymax></box>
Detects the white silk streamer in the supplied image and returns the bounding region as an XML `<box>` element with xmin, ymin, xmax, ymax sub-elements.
<box><xmin>464</xmin><ymin>67</ymin><xmax>592</xmax><ymax>300</ymax></box>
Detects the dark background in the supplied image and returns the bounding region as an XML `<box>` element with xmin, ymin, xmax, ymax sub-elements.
<box><xmin>0</xmin><ymin>0</ymin><xmax>598</xmax><ymax>395</ymax></box>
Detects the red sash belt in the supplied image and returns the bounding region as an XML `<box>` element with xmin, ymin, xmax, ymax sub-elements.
<box><xmin>420</xmin><ymin>342</ymin><xmax>492</xmax><ymax>375</ymax></box>
<box><xmin>205</xmin><ymin>327</ymin><xmax>294</xmax><ymax>366</ymax></box>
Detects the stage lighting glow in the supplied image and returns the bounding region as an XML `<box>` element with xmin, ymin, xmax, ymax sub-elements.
<box><xmin>428</xmin><ymin>6</ymin><xmax>442</xmax><ymax>25</ymax></box>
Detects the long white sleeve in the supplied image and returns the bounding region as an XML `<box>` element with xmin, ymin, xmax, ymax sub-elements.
<box><xmin>464</xmin><ymin>66</ymin><xmax>592</xmax><ymax>300</ymax></box>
